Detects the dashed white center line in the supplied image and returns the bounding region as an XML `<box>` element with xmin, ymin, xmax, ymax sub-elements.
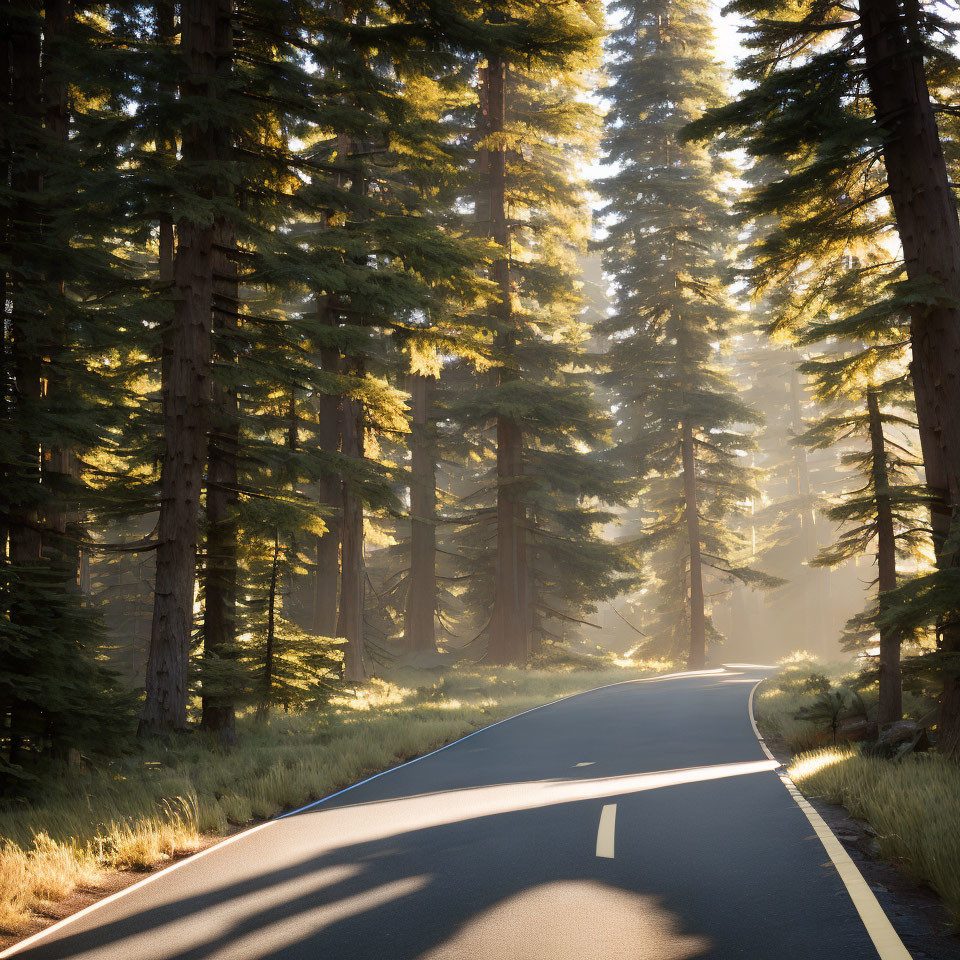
<box><xmin>596</xmin><ymin>803</ymin><xmax>616</xmax><ymax>858</ymax></box>
<box><xmin>574</xmin><ymin>762</ymin><xmax>595</xmax><ymax>767</ymax></box>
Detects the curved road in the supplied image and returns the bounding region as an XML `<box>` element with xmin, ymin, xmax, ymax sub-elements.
<box><xmin>5</xmin><ymin>666</ymin><xmax>907</xmax><ymax>959</ymax></box>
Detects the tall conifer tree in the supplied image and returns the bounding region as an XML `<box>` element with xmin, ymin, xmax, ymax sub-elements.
<box><xmin>468</xmin><ymin>2</ymin><xmax>609</xmax><ymax>663</ymax></box>
<box><xmin>600</xmin><ymin>0</ymin><xmax>768</xmax><ymax>667</ymax></box>
<box><xmin>1</xmin><ymin>0</ymin><xmax>132</xmax><ymax>774</ymax></box>
<box><xmin>789</xmin><ymin>255</ymin><xmax>932</xmax><ymax>724</ymax></box>
<box><xmin>689</xmin><ymin>0</ymin><xmax>960</xmax><ymax>753</ymax></box>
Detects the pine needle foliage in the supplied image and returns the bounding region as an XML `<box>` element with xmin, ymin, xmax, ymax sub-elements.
<box><xmin>598</xmin><ymin>0</ymin><xmax>769</xmax><ymax>665</ymax></box>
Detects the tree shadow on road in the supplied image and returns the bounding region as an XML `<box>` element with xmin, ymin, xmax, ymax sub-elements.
<box><xmin>16</xmin><ymin>763</ymin><xmax>874</xmax><ymax>960</ymax></box>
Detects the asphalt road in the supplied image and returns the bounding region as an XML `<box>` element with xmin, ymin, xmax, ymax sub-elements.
<box><xmin>6</xmin><ymin>666</ymin><xmax>903</xmax><ymax>960</ymax></box>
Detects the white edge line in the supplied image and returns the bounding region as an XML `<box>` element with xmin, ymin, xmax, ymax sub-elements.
<box><xmin>1</xmin><ymin>666</ymin><xmax>738</xmax><ymax>958</ymax></box>
<box><xmin>747</xmin><ymin>680</ymin><xmax>912</xmax><ymax>960</ymax></box>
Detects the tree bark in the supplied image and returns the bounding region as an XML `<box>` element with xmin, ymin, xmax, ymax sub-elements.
<box><xmin>489</xmin><ymin>414</ymin><xmax>527</xmax><ymax>664</ymax></box>
<box><xmin>337</xmin><ymin>391</ymin><xmax>366</xmax><ymax>681</ymax></box>
<box><xmin>404</xmin><ymin>374</ymin><xmax>438</xmax><ymax>652</ymax></box>
<box><xmin>142</xmin><ymin>0</ymin><xmax>227</xmax><ymax>736</ymax></box>
<box><xmin>789</xmin><ymin>365</ymin><xmax>829</xmax><ymax>655</ymax></box>
<box><xmin>156</xmin><ymin>0</ymin><xmax>175</xmax><ymax>289</ymax></box>
<box><xmin>3</xmin><ymin>0</ymin><xmax>44</xmax><ymax>774</ymax></box>
<box><xmin>860</xmin><ymin>0</ymin><xmax>960</xmax><ymax>754</ymax></box>
<box><xmin>528</xmin><ymin>510</ymin><xmax>541</xmax><ymax>655</ymax></box>
<box><xmin>313</xmin><ymin>522</ymin><xmax>340</xmax><ymax>636</ymax></box>
<box><xmin>201</xmin><ymin>224</ymin><xmax>239</xmax><ymax>742</ymax></box>
<box><xmin>911</xmin><ymin>356</ymin><xmax>960</xmax><ymax>752</ymax></box>
<box><xmin>257</xmin><ymin>529</ymin><xmax>281</xmax><ymax>720</ymax></box>
<box><xmin>331</xmin><ymin>117</ymin><xmax>368</xmax><ymax>680</ymax></box>
<box><xmin>0</xmin><ymin>0</ymin><xmax>8</xmax><ymax>562</ymax></box>
<box><xmin>866</xmin><ymin>387</ymin><xmax>902</xmax><ymax>725</ymax></box>
<box><xmin>39</xmin><ymin>0</ymin><xmax>82</xmax><ymax>585</ymax></box>
<box><xmin>7</xmin><ymin>0</ymin><xmax>44</xmax><ymax>570</ymax></box>
<box><xmin>482</xmin><ymin>58</ymin><xmax>528</xmax><ymax>666</ymax></box>
<box><xmin>681</xmin><ymin>418</ymin><xmax>707</xmax><ymax>669</ymax></box>
<box><xmin>311</xmin><ymin>298</ymin><xmax>341</xmax><ymax>637</ymax></box>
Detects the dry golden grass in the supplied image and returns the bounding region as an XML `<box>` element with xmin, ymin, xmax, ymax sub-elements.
<box><xmin>0</xmin><ymin>835</ymin><xmax>100</xmax><ymax>933</ymax></box>
<box><xmin>752</xmin><ymin>654</ymin><xmax>851</xmax><ymax>752</ymax></box>
<box><xmin>788</xmin><ymin>748</ymin><xmax>960</xmax><ymax>924</ymax></box>
<box><xmin>0</xmin><ymin>660</ymin><xmax>669</xmax><ymax>933</ymax></box>
<box><xmin>756</xmin><ymin>657</ymin><xmax>960</xmax><ymax>925</ymax></box>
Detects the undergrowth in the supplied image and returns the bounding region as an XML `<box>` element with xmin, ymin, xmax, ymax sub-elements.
<box><xmin>788</xmin><ymin>748</ymin><xmax>960</xmax><ymax>924</ymax></box>
<box><xmin>756</xmin><ymin>654</ymin><xmax>960</xmax><ymax>925</ymax></box>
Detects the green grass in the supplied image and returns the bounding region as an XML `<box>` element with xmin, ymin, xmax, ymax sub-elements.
<box><xmin>756</xmin><ymin>655</ymin><xmax>960</xmax><ymax>925</ymax></box>
<box><xmin>0</xmin><ymin>659</ymin><xmax>669</xmax><ymax>934</ymax></box>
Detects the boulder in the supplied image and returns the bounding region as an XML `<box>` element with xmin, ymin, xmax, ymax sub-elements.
<box><xmin>878</xmin><ymin>719</ymin><xmax>919</xmax><ymax>745</ymax></box>
<box><xmin>863</xmin><ymin>720</ymin><xmax>932</xmax><ymax>757</ymax></box>
<box><xmin>838</xmin><ymin>717</ymin><xmax>877</xmax><ymax>742</ymax></box>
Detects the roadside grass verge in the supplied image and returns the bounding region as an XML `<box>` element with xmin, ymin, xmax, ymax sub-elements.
<box><xmin>754</xmin><ymin>655</ymin><xmax>960</xmax><ymax>925</ymax></box>
<box><xmin>752</xmin><ymin>655</ymin><xmax>854</xmax><ymax>753</ymax></box>
<box><xmin>0</xmin><ymin>660</ymin><xmax>669</xmax><ymax>934</ymax></box>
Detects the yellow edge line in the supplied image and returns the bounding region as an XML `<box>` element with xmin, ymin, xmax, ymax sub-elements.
<box><xmin>596</xmin><ymin>803</ymin><xmax>616</xmax><ymax>858</ymax></box>
<box><xmin>748</xmin><ymin>680</ymin><xmax>912</xmax><ymax>960</ymax></box>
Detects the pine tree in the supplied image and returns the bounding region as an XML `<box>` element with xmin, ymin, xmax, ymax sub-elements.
<box><xmin>1</xmin><ymin>0</ymin><xmax>135</xmax><ymax>778</ymax></box>
<box><xmin>278</xmin><ymin>2</ymin><xmax>511</xmax><ymax>679</ymax></box>
<box><xmin>134</xmin><ymin>0</ymin><xmax>509</xmax><ymax>712</ymax></box>
<box><xmin>404</xmin><ymin>372</ymin><xmax>440</xmax><ymax>651</ymax></box>
<box><xmin>801</xmin><ymin>365</ymin><xmax>930</xmax><ymax>724</ymax></box>
<box><xmin>767</xmin><ymin>239</ymin><xmax>933</xmax><ymax>722</ymax></box>
<box><xmin>465</xmin><ymin>3</ymin><xmax>611</xmax><ymax>664</ymax></box>
<box><xmin>139</xmin><ymin>0</ymin><xmax>235</xmax><ymax>736</ymax></box>
<box><xmin>599</xmin><ymin>0</ymin><xmax>771</xmax><ymax>667</ymax></box>
<box><xmin>689</xmin><ymin>0</ymin><xmax>960</xmax><ymax>753</ymax></box>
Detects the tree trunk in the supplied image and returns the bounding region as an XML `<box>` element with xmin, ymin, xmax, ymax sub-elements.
<box><xmin>483</xmin><ymin>58</ymin><xmax>528</xmax><ymax>666</ymax></box>
<box><xmin>309</xmin><ymin>308</ymin><xmax>342</xmax><ymax>641</ymax></box>
<box><xmin>861</xmin><ymin>0</ymin><xmax>960</xmax><ymax>504</ymax></box>
<box><xmin>0</xmin><ymin>5</ymin><xmax>14</xmax><ymax>564</ymax></box>
<box><xmin>142</xmin><ymin>0</ymin><xmax>227</xmax><ymax>736</ymax></box>
<box><xmin>156</xmin><ymin>0</ymin><xmax>175</xmax><ymax>289</ymax></box>
<box><xmin>313</xmin><ymin>527</ymin><xmax>340</xmax><ymax>635</ymax></box>
<box><xmin>866</xmin><ymin>387</ymin><xmax>902</xmax><ymax>725</ymax></box>
<box><xmin>201</xmin><ymin>225</ymin><xmax>239</xmax><ymax>743</ymax></box>
<box><xmin>3</xmin><ymin>0</ymin><xmax>44</xmax><ymax>775</ymax></box>
<box><xmin>282</xmin><ymin>386</ymin><xmax>303</xmax><ymax>625</ymax></box>
<box><xmin>404</xmin><ymin>374</ymin><xmax>438</xmax><ymax>652</ymax></box>
<box><xmin>39</xmin><ymin>0</ymin><xmax>82</xmax><ymax>586</ymax></box>
<box><xmin>337</xmin><ymin>392</ymin><xmax>366</xmax><ymax>681</ymax></box>
<box><xmin>0</xmin><ymin>2</ymin><xmax>8</xmax><ymax>562</ymax></box>
<box><xmin>257</xmin><ymin>529</ymin><xmax>280</xmax><ymax>720</ymax></box>
<box><xmin>489</xmin><ymin>415</ymin><xmax>527</xmax><ymax>664</ymax></box>
<box><xmin>681</xmin><ymin>418</ymin><xmax>707</xmax><ymax>669</ymax></box>
<box><xmin>789</xmin><ymin>365</ymin><xmax>829</xmax><ymax>655</ymax></box>
<box><xmin>860</xmin><ymin>0</ymin><xmax>960</xmax><ymax>755</ymax></box>
<box><xmin>313</xmin><ymin>496</ymin><xmax>340</xmax><ymax>637</ymax></box>
<box><xmin>528</xmin><ymin>511</ymin><xmax>541</xmax><ymax>655</ymax></box>
<box><xmin>7</xmin><ymin>0</ymin><xmax>44</xmax><ymax>570</ymax></box>
<box><xmin>911</xmin><ymin>357</ymin><xmax>960</xmax><ymax>752</ymax></box>
<box><xmin>330</xmin><ymin>116</ymin><xmax>368</xmax><ymax>679</ymax></box>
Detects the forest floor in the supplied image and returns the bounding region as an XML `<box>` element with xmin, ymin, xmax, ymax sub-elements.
<box><xmin>0</xmin><ymin>657</ymin><xmax>671</xmax><ymax>942</ymax></box>
<box><xmin>754</xmin><ymin>657</ymin><xmax>960</xmax><ymax>950</ymax></box>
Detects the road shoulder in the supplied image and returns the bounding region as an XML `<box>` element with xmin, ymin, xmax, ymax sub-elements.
<box><xmin>756</xmin><ymin>705</ymin><xmax>960</xmax><ymax>960</ymax></box>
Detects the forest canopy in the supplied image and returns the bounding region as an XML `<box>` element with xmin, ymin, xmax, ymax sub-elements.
<box><xmin>5</xmin><ymin>0</ymin><xmax>960</xmax><ymax>789</ymax></box>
